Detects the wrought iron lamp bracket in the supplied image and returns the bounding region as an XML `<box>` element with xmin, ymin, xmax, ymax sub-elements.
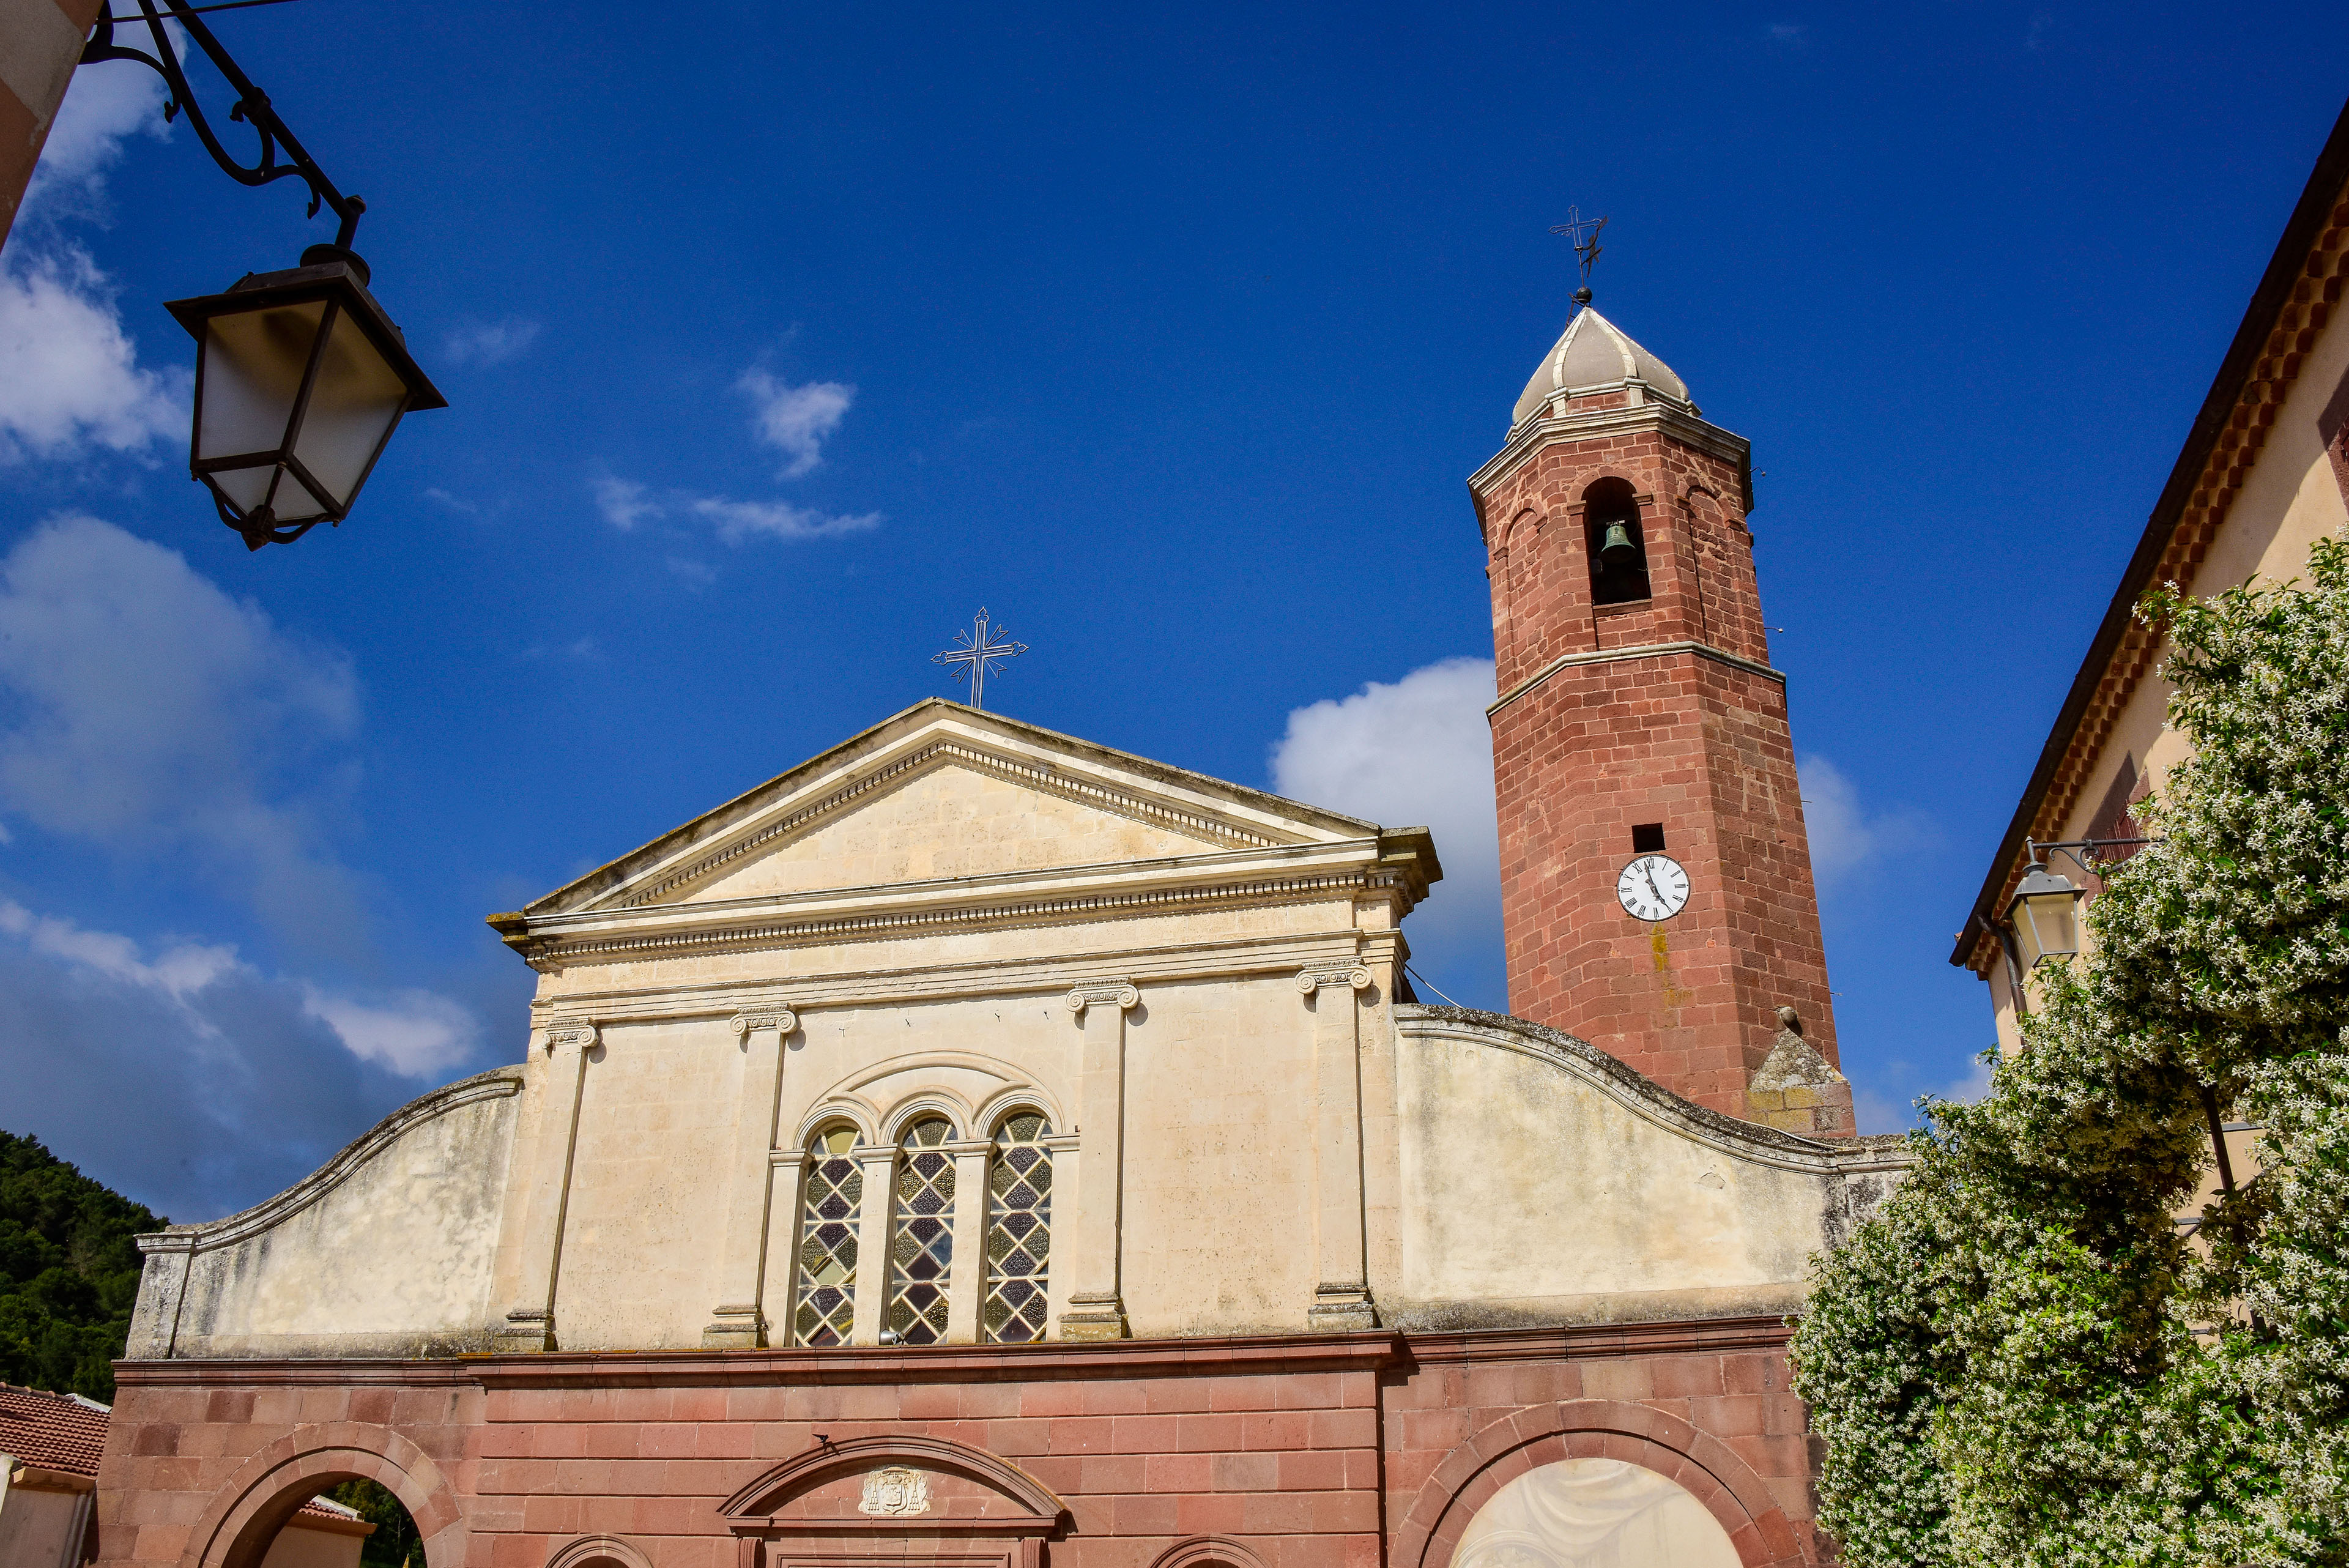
<box><xmin>2025</xmin><ymin>836</ymin><xmax>2156</xmax><ymax>879</ymax></box>
<box><xmin>80</xmin><ymin>0</ymin><xmax>364</xmax><ymax>250</ymax></box>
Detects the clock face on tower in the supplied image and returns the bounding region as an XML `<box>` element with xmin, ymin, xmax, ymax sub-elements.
<box><xmin>1617</xmin><ymin>854</ymin><xmax>1691</xmax><ymax>921</ymax></box>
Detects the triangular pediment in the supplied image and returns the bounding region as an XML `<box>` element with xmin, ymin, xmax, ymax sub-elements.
<box><xmin>527</xmin><ymin>700</ymin><xmax>1387</xmax><ymax>918</ymax></box>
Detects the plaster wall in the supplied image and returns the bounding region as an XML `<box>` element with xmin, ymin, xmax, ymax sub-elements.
<box><xmin>1991</xmin><ymin>266</ymin><xmax>2349</xmax><ymax>1053</ymax></box>
<box><xmin>257</xmin><ymin>1522</ymin><xmax>365</xmax><ymax>1568</ymax></box>
<box><xmin>1383</xmin><ymin>1012</ymin><xmax>1877</xmax><ymax>1329</ymax></box>
<box><xmin>132</xmin><ymin>1072</ymin><xmax>522</xmax><ymax>1360</ymax></box>
<box><xmin>0</xmin><ymin>1478</ymin><xmax>92</xmax><ymax>1568</ymax></box>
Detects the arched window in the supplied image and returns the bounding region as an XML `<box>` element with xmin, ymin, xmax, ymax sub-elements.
<box><xmin>885</xmin><ymin>1117</ymin><xmax>956</xmax><ymax>1344</ymax></box>
<box><xmin>793</xmin><ymin>1124</ymin><xmax>861</xmax><ymax>1346</ymax></box>
<box><xmin>1584</xmin><ymin>477</ymin><xmax>1650</xmax><ymax>605</ymax></box>
<box><xmin>984</xmin><ymin>1112</ymin><xmax>1053</xmax><ymax>1343</ymax></box>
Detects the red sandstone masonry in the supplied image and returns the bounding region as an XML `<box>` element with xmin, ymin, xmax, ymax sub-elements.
<box><xmin>1476</xmin><ymin>390</ymin><xmax>1843</xmax><ymax>1128</ymax></box>
<box><xmin>95</xmin><ymin>1325</ymin><xmax>1817</xmax><ymax>1568</ymax></box>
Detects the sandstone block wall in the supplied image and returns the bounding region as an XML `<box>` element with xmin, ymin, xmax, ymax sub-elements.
<box><xmin>93</xmin><ymin>1326</ymin><xmax>1817</xmax><ymax>1568</ymax></box>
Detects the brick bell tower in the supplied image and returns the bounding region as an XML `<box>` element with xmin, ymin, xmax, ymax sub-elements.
<box><xmin>1470</xmin><ymin>296</ymin><xmax>1853</xmax><ymax>1137</ymax></box>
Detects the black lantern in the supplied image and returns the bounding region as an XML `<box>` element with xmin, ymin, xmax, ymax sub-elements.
<box><xmin>166</xmin><ymin>245</ymin><xmax>446</xmax><ymax>550</ymax></box>
<box><xmin>2006</xmin><ymin>863</ymin><xmax>2085</xmax><ymax>968</ymax></box>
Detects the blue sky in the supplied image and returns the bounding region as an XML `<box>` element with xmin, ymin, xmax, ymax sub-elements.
<box><xmin>2</xmin><ymin>0</ymin><xmax>2343</xmax><ymax>1219</ymax></box>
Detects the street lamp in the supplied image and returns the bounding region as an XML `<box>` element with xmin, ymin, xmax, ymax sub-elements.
<box><xmin>2006</xmin><ymin>862</ymin><xmax>2084</xmax><ymax>968</ymax></box>
<box><xmin>80</xmin><ymin>0</ymin><xmax>445</xmax><ymax>549</ymax></box>
<box><xmin>166</xmin><ymin>247</ymin><xmax>443</xmax><ymax>548</ymax></box>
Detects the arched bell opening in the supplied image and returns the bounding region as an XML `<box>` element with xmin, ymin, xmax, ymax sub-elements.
<box><xmin>1584</xmin><ymin>477</ymin><xmax>1650</xmax><ymax>606</ymax></box>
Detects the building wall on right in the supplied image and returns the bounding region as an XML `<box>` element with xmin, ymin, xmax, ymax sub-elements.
<box><xmin>1953</xmin><ymin>97</ymin><xmax>2349</xmax><ymax>1060</ymax></box>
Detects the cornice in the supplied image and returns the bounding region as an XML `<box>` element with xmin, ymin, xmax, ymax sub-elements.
<box><xmin>610</xmin><ymin>738</ymin><xmax>1287</xmax><ymax>911</ymax></box>
<box><xmin>525</xmin><ymin>702</ymin><xmax>1385</xmax><ymax>920</ymax></box>
<box><xmin>524</xmin><ymin>931</ymin><xmax>1374</xmax><ymax>1022</ymax></box>
<box><xmin>1488</xmin><ymin>640</ymin><xmax>1783</xmax><ymax>718</ymax></box>
<box><xmin>513</xmin><ymin>848</ymin><xmax>1419</xmax><ymax>971</ymax></box>
<box><xmin>111</xmin><ymin>1315</ymin><xmax>1827</xmax><ymax>1384</ymax></box>
<box><xmin>1395</xmin><ymin>1007</ymin><xmax>1909</xmax><ymax>1176</ymax></box>
<box><xmin>1468</xmin><ymin>398</ymin><xmax>1750</xmax><ymax>503</ymax></box>
<box><xmin>136</xmin><ymin>1070</ymin><xmax>524</xmax><ymax>1257</ymax></box>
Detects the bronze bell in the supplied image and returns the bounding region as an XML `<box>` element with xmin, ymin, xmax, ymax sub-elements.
<box><xmin>1599</xmin><ymin>520</ymin><xmax>1639</xmax><ymax>567</ymax></box>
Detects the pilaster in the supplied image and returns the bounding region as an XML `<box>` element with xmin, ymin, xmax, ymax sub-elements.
<box><xmin>1058</xmin><ymin>980</ymin><xmax>1138</xmax><ymax>1342</ymax></box>
<box><xmin>943</xmin><ymin>1137</ymin><xmax>993</xmax><ymax>1343</ymax></box>
<box><xmin>849</xmin><ymin>1144</ymin><xmax>899</xmax><ymax>1346</ymax></box>
<box><xmin>494</xmin><ymin>1020</ymin><xmax>596</xmax><ymax>1353</ymax></box>
<box><xmin>1299</xmin><ymin>965</ymin><xmax>1378</xmax><ymax>1331</ymax></box>
<box><xmin>704</xmin><ymin>1009</ymin><xmax>798</xmax><ymax>1348</ymax></box>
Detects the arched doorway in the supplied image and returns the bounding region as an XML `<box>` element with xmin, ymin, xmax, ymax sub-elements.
<box><xmin>1453</xmin><ymin>1458</ymin><xmax>1740</xmax><ymax>1568</ymax></box>
<box><xmin>180</xmin><ymin>1426</ymin><xmax>466</xmax><ymax>1568</ymax></box>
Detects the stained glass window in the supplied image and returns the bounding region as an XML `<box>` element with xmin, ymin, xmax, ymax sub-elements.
<box><xmin>792</xmin><ymin>1124</ymin><xmax>861</xmax><ymax>1347</ymax></box>
<box><xmin>885</xmin><ymin>1117</ymin><xmax>956</xmax><ymax>1345</ymax></box>
<box><xmin>984</xmin><ymin>1112</ymin><xmax>1053</xmax><ymax>1343</ymax></box>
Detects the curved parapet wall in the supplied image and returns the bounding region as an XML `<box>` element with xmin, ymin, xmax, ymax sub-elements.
<box><xmin>1382</xmin><ymin>1006</ymin><xmax>1907</xmax><ymax>1330</ymax></box>
<box><xmin>125</xmin><ymin>1068</ymin><xmax>525</xmax><ymax>1359</ymax></box>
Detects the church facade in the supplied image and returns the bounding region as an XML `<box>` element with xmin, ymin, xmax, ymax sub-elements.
<box><xmin>92</xmin><ymin>308</ymin><xmax>1902</xmax><ymax>1568</ymax></box>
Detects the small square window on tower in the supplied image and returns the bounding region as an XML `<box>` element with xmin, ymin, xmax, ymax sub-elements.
<box><xmin>1631</xmin><ymin>823</ymin><xmax>1666</xmax><ymax>853</ymax></box>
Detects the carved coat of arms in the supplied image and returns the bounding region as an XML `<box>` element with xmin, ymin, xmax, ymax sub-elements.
<box><xmin>858</xmin><ymin>1466</ymin><xmax>930</xmax><ymax>1517</ymax></box>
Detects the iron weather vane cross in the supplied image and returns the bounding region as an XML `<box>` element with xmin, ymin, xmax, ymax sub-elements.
<box><xmin>932</xmin><ymin>608</ymin><xmax>1027</xmax><ymax>711</ymax></box>
<box><xmin>1549</xmin><ymin>205</ymin><xmax>1608</xmax><ymax>310</ymax></box>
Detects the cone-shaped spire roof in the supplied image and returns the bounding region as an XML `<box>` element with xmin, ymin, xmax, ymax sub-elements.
<box><xmin>1511</xmin><ymin>307</ymin><xmax>1690</xmax><ymax>427</ymax></box>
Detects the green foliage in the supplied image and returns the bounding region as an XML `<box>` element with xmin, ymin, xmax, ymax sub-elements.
<box><xmin>0</xmin><ymin>1131</ymin><xmax>165</xmax><ymax>1403</ymax></box>
<box><xmin>1792</xmin><ymin>535</ymin><xmax>2349</xmax><ymax>1567</ymax></box>
<box><xmin>324</xmin><ymin>1479</ymin><xmax>428</xmax><ymax>1568</ymax></box>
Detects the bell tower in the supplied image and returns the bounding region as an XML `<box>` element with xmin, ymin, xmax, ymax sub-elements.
<box><xmin>1471</xmin><ymin>300</ymin><xmax>1852</xmax><ymax>1136</ymax></box>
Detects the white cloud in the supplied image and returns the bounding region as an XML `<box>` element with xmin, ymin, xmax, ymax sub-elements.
<box><xmin>1271</xmin><ymin>658</ymin><xmax>1501</xmax><ymax>1000</ymax></box>
<box><xmin>1800</xmin><ymin>753</ymin><xmax>1936</xmax><ymax>889</ymax></box>
<box><xmin>737</xmin><ymin>369</ymin><xmax>854</xmax><ymax>478</ymax></box>
<box><xmin>0</xmin><ymin>898</ymin><xmax>236</xmax><ymax>1000</ymax></box>
<box><xmin>300</xmin><ymin>985</ymin><xmax>478</xmax><ymax>1077</ymax></box>
<box><xmin>690</xmin><ymin>496</ymin><xmax>883</xmax><ymax>543</ymax></box>
<box><xmin>0</xmin><ymin>899</ymin><xmax>484</xmax><ymax>1218</ymax></box>
<box><xmin>0</xmin><ymin>516</ymin><xmax>366</xmax><ymax>945</ymax></box>
<box><xmin>592</xmin><ymin>474</ymin><xmax>657</xmax><ymax>530</ymax></box>
<box><xmin>4</xmin><ymin>47</ymin><xmax>192</xmax><ymax>465</ymax></box>
<box><xmin>0</xmin><ymin>899</ymin><xmax>475</xmax><ymax>1078</ymax></box>
<box><xmin>0</xmin><ymin>245</ymin><xmax>189</xmax><ymax>462</ymax></box>
<box><xmin>24</xmin><ymin>39</ymin><xmax>177</xmax><ymax>215</ymax></box>
<box><xmin>666</xmin><ymin>555</ymin><xmax>716</xmax><ymax>587</ymax></box>
<box><xmin>440</xmin><ymin>317</ymin><xmax>541</xmax><ymax>368</ymax></box>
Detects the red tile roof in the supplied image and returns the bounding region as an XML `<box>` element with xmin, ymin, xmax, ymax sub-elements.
<box><xmin>0</xmin><ymin>1384</ymin><xmax>108</xmax><ymax>1477</ymax></box>
<box><xmin>0</xmin><ymin>1386</ymin><xmax>360</xmax><ymax>1528</ymax></box>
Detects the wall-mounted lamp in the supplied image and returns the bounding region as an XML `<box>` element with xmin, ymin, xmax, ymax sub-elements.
<box><xmin>2006</xmin><ymin>863</ymin><xmax>2084</xmax><ymax>968</ymax></box>
<box><xmin>81</xmin><ymin>0</ymin><xmax>446</xmax><ymax>549</ymax></box>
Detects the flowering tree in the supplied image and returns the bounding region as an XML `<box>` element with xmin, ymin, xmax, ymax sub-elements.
<box><xmin>1792</xmin><ymin>535</ymin><xmax>2349</xmax><ymax>1567</ymax></box>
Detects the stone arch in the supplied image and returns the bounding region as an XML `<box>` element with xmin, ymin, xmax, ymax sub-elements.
<box><xmin>545</xmin><ymin>1536</ymin><xmax>657</xmax><ymax>1568</ymax></box>
<box><xmin>881</xmin><ymin>1091</ymin><xmax>973</xmax><ymax>1143</ymax></box>
<box><xmin>181</xmin><ymin>1420</ymin><xmax>466</xmax><ymax>1568</ymax></box>
<box><xmin>718</xmin><ymin>1433</ymin><xmax>1066</xmax><ymax>1523</ymax></box>
<box><xmin>1148</xmin><ymin>1536</ymin><xmax>1271</xmax><ymax>1568</ymax></box>
<box><xmin>973</xmin><ymin>1088</ymin><xmax>1063</xmax><ymax>1136</ymax></box>
<box><xmin>1393</xmin><ymin>1399</ymin><xmax>1807</xmax><ymax>1568</ymax></box>
<box><xmin>794</xmin><ymin>1101</ymin><xmax>879</xmax><ymax>1148</ymax></box>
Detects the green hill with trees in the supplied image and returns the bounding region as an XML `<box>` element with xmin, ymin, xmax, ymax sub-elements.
<box><xmin>0</xmin><ymin>1131</ymin><xmax>165</xmax><ymax>1403</ymax></box>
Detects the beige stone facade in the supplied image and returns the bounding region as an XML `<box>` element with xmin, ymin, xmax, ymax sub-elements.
<box><xmin>126</xmin><ymin>700</ymin><xmax>1899</xmax><ymax>1364</ymax></box>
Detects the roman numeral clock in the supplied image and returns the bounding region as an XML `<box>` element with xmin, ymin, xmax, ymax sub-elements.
<box><xmin>1616</xmin><ymin>853</ymin><xmax>1691</xmax><ymax>922</ymax></box>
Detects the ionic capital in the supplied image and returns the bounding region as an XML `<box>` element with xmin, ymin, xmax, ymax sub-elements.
<box><xmin>730</xmin><ymin>1009</ymin><xmax>799</xmax><ymax>1038</ymax></box>
<box><xmin>1064</xmin><ymin>981</ymin><xmax>1141</xmax><ymax>1017</ymax></box>
<box><xmin>1296</xmin><ymin>965</ymin><xmax>1373</xmax><ymax>995</ymax></box>
<box><xmin>541</xmin><ymin>1020</ymin><xmax>598</xmax><ymax>1054</ymax></box>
